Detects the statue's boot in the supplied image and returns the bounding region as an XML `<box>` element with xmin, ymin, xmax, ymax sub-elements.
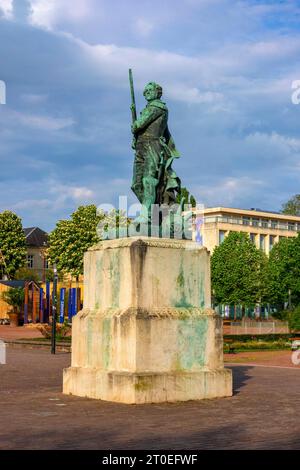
<box><xmin>132</xmin><ymin>176</ymin><xmax>158</xmax><ymax>228</ymax></box>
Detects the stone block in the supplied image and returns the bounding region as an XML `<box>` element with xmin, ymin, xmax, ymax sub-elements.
<box><xmin>63</xmin><ymin>237</ymin><xmax>232</xmax><ymax>403</ymax></box>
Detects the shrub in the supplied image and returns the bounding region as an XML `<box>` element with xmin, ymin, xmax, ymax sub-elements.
<box><xmin>36</xmin><ymin>321</ymin><xmax>71</xmax><ymax>340</ymax></box>
<box><xmin>287</xmin><ymin>306</ymin><xmax>300</xmax><ymax>333</ymax></box>
<box><xmin>14</xmin><ymin>267</ymin><xmax>40</xmax><ymax>283</ymax></box>
<box><xmin>224</xmin><ymin>339</ymin><xmax>290</xmax><ymax>352</ymax></box>
<box><xmin>1</xmin><ymin>287</ymin><xmax>24</xmax><ymax>313</ymax></box>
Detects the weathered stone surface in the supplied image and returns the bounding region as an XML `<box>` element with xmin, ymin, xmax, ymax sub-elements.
<box><xmin>63</xmin><ymin>237</ymin><xmax>232</xmax><ymax>403</ymax></box>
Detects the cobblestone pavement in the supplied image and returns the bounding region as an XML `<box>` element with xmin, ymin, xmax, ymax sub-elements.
<box><xmin>0</xmin><ymin>348</ymin><xmax>300</xmax><ymax>450</ymax></box>
<box><xmin>224</xmin><ymin>350</ymin><xmax>300</xmax><ymax>368</ymax></box>
<box><xmin>0</xmin><ymin>325</ymin><xmax>43</xmax><ymax>340</ymax></box>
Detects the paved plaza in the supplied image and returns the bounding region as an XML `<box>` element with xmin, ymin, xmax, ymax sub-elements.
<box><xmin>0</xmin><ymin>347</ymin><xmax>299</xmax><ymax>450</ymax></box>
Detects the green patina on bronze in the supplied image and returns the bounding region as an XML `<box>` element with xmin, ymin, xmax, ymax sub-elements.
<box><xmin>130</xmin><ymin>72</ymin><xmax>181</xmax><ymax>223</ymax></box>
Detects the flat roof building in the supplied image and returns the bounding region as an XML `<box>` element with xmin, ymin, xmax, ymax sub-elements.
<box><xmin>193</xmin><ymin>207</ymin><xmax>300</xmax><ymax>255</ymax></box>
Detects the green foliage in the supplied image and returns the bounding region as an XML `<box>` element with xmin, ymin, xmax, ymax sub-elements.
<box><xmin>47</xmin><ymin>205</ymin><xmax>104</xmax><ymax>278</ymax></box>
<box><xmin>36</xmin><ymin>321</ymin><xmax>71</xmax><ymax>340</ymax></box>
<box><xmin>102</xmin><ymin>209</ymin><xmax>130</xmax><ymax>231</ymax></box>
<box><xmin>267</xmin><ymin>235</ymin><xmax>300</xmax><ymax>306</ymax></box>
<box><xmin>224</xmin><ymin>334</ymin><xmax>293</xmax><ymax>342</ymax></box>
<box><xmin>44</xmin><ymin>269</ymin><xmax>64</xmax><ymax>283</ymax></box>
<box><xmin>175</xmin><ymin>186</ymin><xmax>196</xmax><ymax>208</ymax></box>
<box><xmin>97</xmin><ymin>209</ymin><xmax>132</xmax><ymax>239</ymax></box>
<box><xmin>1</xmin><ymin>287</ymin><xmax>25</xmax><ymax>313</ymax></box>
<box><xmin>211</xmin><ymin>232</ymin><xmax>268</xmax><ymax>306</ymax></box>
<box><xmin>285</xmin><ymin>307</ymin><xmax>300</xmax><ymax>333</ymax></box>
<box><xmin>281</xmin><ymin>194</ymin><xmax>300</xmax><ymax>216</ymax></box>
<box><xmin>0</xmin><ymin>211</ymin><xmax>27</xmax><ymax>279</ymax></box>
<box><xmin>224</xmin><ymin>339</ymin><xmax>290</xmax><ymax>353</ymax></box>
<box><xmin>14</xmin><ymin>267</ymin><xmax>40</xmax><ymax>283</ymax></box>
<box><xmin>190</xmin><ymin>195</ymin><xmax>196</xmax><ymax>208</ymax></box>
<box><xmin>268</xmin><ymin>309</ymin><xmax>288</xmax><ymax>321</ymax></box>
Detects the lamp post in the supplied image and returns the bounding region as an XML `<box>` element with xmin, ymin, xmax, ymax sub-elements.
<box><xmin>51</xmin><ymin>264</ymin><xmax>58</xmax><ymax>355</ymax></box>
<box><xmin>288</xmin><ymin>288</ymin><xmax>292</xmax><ymax>310</ymax></box>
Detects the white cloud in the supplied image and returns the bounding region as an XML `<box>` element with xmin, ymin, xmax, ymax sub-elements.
<box><xmin>12</xmin><ymin>110</ymin><xmax>75</xmax><ymax>130</ymax></box>
<box><xmin>2</xmin><ymin>0</ymin><xmax>300</xmax><ymax>228</ymax></box>
<box><xmin>68</xmin><ymin>186</ymin><xmax>94</xmax><ymax>200</ymax></box>
<box><xmin>21</xmin><ymin>93</ymin><xmax>48</xmax><ymax>104</ymax></box>
<box><xmin>13</xmin><ymin>198</ymin><xmax>52</xmax><ymax>210</ymax></box>
<box><xmin>0</xmin><ymin>0</ymin><xmax>13</xmax><ymax>19</ymax></box>
<box><xmin>49</xmin><ymin>183</ymin><xmax>95</xmax><ymax>203</ymax></box>
<box><xmin>11</xmin><ymin>182</ymin><xmax>95</xmax><ymax>215</ymax></box>
<box><xmin>134</xmin><ymin>18</ymin><xmax>154</xmax><ymax>37</ymax></box>
<box><xmin>29</xmin><ymin>0</ymin><xmax>94</xmax><ymax>29</ymax></box>
<box><xmin>245</xmin><ymin>131</ymin><xmax>300</xmax><ymax>153</ymax></box>
<box><xmin>66</xmin><ymin>32</ymin><xmax>300</xmax><ymax>108</ymax></box>
<box><xmin>195</xmin><ymin>176</ymin><xmax>265</xmax><ymax>208</ymax></box>
<box><xmin>166</xmin><ymin>83</ymin><xmax>224</xmax><ymax>104</ymax></box>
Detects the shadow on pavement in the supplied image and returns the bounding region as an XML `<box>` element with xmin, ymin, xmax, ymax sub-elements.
<box><xmin>226</xmin><ymin>365</ymin><xmax>253</xmax><ymax>396</ymax></box>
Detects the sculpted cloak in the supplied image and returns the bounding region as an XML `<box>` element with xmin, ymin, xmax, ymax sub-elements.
<box><xmin>131</xmin><ymin>98</ymin><xmax>181</xmax><ymax>209</ymax></box>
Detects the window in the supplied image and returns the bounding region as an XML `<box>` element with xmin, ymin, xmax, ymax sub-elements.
<box><xmin>271</xmin><ymin>221</ymin><xmax>278</xmax><ymax>229</ymax></box>
<box><xmin>242</xmin><ymin>217</ymin><xmax>250</xmax><ymax>226</ymax></box>
<box><xmin>250</xmin><ymin>233</ymin><xmax>256</xmax><ymax>244</ymax></box>
<box><xmin>252</xmin><ymin>218</ymin><xmax>259</xmax><ymax>227</ymax></box>
<box><xmin>219</xmin><ymin>230</ymin><xmax>226</xmax><ymax>245</ymax></box>
<box><xmin>261</xmin><ymin>220</ymin><xmax>268</xmax><ymax>228</ymax></box>
<box><xmin>27</xmin><ymin>255</ymin><xmax>34</xmax><ymax>268</ymax></box>
<box><xmin>230</xmin><ymin>217</ymin><xmax>241</xmax><ymax>224</ymax></box>
<box><xmin>44</xmin><ymin>258</ymin><xmax>49</xmax><ymax>269</ymax></box>
<box><xmin>288</xmin><ymin>222</ymin><xmax>296</xmax><ymax>231</ymax></box>
<box><xmin>260</xmin><ymin>234</ymin><xmax>266</xmax><ymax>251</ymax></box>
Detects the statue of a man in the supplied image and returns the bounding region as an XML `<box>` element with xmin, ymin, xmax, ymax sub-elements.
<box><xmin>131</xmin><ymin>82</ymin><xmax>181</xmax><ymax>220</ymax></box>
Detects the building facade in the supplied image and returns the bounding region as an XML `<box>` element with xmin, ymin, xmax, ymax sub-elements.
<box><xmin>24</xmin><ymin>227</ymin><xmax>49</xmax><ymax>281</ymax></box>
<box><xmin>193</xmin><ymin>207</ymin><xmax>300</xmax><ymax>255</ymax></box>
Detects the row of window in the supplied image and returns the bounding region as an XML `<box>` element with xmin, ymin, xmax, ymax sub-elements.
<box><xmin>219</xmin><ymin>231</ymin><xmax>288</xmax><ymax>252</ymax></box>
<box><xmin>205</xmin><ymin>215</ymin><xmax>299</xmax><ymax>231</ymax></box>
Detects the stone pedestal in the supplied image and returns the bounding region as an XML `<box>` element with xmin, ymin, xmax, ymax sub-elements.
<box><xmin>63</xmin><ymin>237</ymin><xmax>232</xmax><ymax>403</ymax></box>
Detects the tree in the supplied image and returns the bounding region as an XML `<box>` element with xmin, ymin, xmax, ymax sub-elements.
<box><xmin>281</xmin><ymin>194</ymin><xmax>300</xmax><ymax>216</ymax></box>
<box><xmin>287</xmin><ymin>306</ymin><xmax>300</xmax><ymax>332</ymax></box>
<box><xmin>101</xmin><ymin>209</ymin><xmax>130</xmax><ymax>233</ymax></box>
<box><xmin>211</xmin><ymin>232</ymin><xmax>268</xmax><ymax>308</ymax></box>
<box><xmin>175</xmin><ymin>186</ymin><xmax>197</xmax><ymax>208</ymax></box>
<box><xmin>47</xmin><ymin>205</ymin><xmax>104</xmax><ymax>279</ymax></box>
<box><xmin>1</xmin><ymin>287</ymin><xmax>25</xmax><ymax>314</ymax></box>
<box><xmin>267</xmin><ymin>235</ymin><xmax>300</xmax><ymax>307</ymax></box>
<box><xmin>0</xmin><ymin>211</ymin><xmax>27</xmax><ymax>279</ymax></box>
<box><xmin>14</xmin><ymin>267</ymin><xmax>40</xmax><ymax>283</ymax></box>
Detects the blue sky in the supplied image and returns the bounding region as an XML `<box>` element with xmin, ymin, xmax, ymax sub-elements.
<box><xmin>0</xmin><ymin>0</ymin><xmax>300</xmax><ymax>231</ymax></box>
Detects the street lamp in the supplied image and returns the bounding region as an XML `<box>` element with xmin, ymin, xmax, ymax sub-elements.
<box><xmin>51</xmin><ymin>263</ymin><xmax>58</xmax><ymax>355</ymax></box>
<box><xmin>288</xmin><ymin>289</ymin><xmax>292</xmax><ymax>310</ymax></box>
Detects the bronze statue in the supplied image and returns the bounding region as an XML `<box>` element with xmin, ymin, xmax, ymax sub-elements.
<box><xmin>130</xmin><ymin>71</ymin><xmax>181</xmax><ymax>223</ymax></box>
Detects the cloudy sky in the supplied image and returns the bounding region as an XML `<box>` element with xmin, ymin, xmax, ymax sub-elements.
<box><xmin>0</xmin><ymin>0</ymin><xmax>300</xmax><ymax>231</ymax></box>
